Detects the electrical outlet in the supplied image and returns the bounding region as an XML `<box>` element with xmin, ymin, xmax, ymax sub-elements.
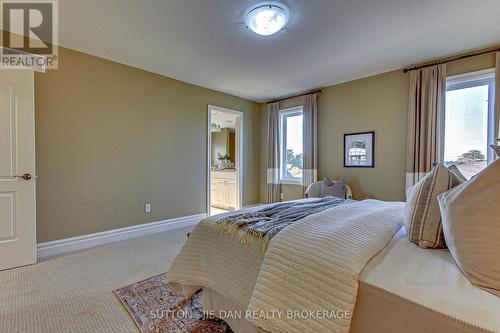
<box><xmin>144</xmin><ymin>203</ymin><xmax>152</xmax><ymax>213</ymax></box>
<box><xmin>280</xmin><ymin>193</ymin><xmax>284</xmax><ymax>200</ymax></box>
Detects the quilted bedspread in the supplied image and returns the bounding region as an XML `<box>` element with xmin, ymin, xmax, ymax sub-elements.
<box><xmin>167</xmin><ymin>199</ymin><xmax>404</xmax><ymax>333</ymax></box>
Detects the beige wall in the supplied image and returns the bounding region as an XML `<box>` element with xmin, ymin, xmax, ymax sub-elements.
<box><xmin>259</xmin><ymin>53</ymin><xmax>496</xmax><ymax>203</ymax></box>
<box><xmin>447</xmin><ymin>53</ymin><xmax>495</xmax><ymax>76</ymax></box>
<box><xmin>35</xmin><ymin>47</ymin><xmax>260</xmax><ymax>242</ymax></box>
<box><xmin>34</xmin><ymin>44</ymin><xmax>497</xmax><ymax>242</ymax></box>
<box><xmin>316</xmin><ymin>70</ymin><xmax>410</xmax><ymax>201</ymax></box>
<box><xmin>260</xmin><ymin>71</ymin><xmax>409</xmax><ymax>202</ymax></box>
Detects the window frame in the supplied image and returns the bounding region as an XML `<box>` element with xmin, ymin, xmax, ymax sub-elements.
<box><xmin>279</xmin><ymin>106</ymin><xmax>304</xmax><ymax>184</ymax></box>
<box><xmin>443</xmin><ymin>68</ymin><xmax>496</xmax><ymax>168</ymax></box>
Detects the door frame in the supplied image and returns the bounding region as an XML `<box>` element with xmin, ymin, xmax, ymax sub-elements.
<box><xmin>207</xmin><ymin>105</ymin><xmax>243</xmax><ymax>215</ymax></box>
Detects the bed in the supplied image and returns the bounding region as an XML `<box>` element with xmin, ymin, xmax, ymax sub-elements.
<box><xmin>166</xmin><ymin>199</ymin><xmax>500</xmax><ymax>333</ymax></box>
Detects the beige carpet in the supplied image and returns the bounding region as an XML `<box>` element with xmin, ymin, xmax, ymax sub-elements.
<box><xmin>0</xmin><ymin>226</ymin><xmax>193</xmax><ymax>333</ymax></box>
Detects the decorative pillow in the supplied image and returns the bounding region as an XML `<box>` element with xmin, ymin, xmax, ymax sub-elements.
<box><xmin>447</xmin><ymin>164</ymin><xmax>467</xmax><ymax>182</ymax></box>
<box><xmin>404</xmin><ymin>163</ymin><xmax>463</xmax><ymax>249</ymax></box>
<box><xmin>320</xmin><ymin>177</ymin><xmax>347</xmax><ymax>199</ymax></box>
<box><xmin>438</xmin><ymin>159</ymin><xmax>500</xmax><ymax>297</ymax></box>
<box><xmin>323</xmin><ymin>176</ymin><xmax>334</xmax><ymax>187</ymax></box>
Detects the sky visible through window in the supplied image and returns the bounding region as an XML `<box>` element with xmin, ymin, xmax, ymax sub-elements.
<box><xmin>283</xmin><ymin>113</ymin><xmax>303</xmax><ymax>179</ymax></box>
<box><xmin>444</xmin><ymin>85</ymin><xmax>488</xmax><ymax>162</ymax></box>
<box><xmin>286</xmin><ymin>114</ymin><xmax>303</xmax><ymax>155</ymax></box>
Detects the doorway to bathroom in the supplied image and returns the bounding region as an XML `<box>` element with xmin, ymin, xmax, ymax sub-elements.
<box><xmin>207</xmin><ymin>105</ymin><xmax>243</xmax><ymax>216</ymax></box>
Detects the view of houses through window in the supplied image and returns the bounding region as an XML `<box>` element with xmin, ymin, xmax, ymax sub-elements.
<box><xmin>444</xmin><ymin>70</ymin><xmax>495</xmax><ymax>179</ymax></box>
<box><xmin>280</xmin><ymin>107</ymin><xmax>303</xmax><ymax>182</ymax></box>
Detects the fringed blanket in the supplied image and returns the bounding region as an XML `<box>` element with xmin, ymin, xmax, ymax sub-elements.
<box><xmin>213</xmin><ymin>196</ymin><xmax>351</xmax><ymax>252</ymax></box>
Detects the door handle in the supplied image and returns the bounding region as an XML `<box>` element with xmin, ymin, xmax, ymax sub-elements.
<box><xmin>15</xmin><ymin>174</ymin><xmax>33</xmax><ymax>180</ymax></box>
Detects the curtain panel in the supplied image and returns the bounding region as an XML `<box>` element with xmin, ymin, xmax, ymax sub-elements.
<box><xmin>406</xmin><ymin>64</ymin><xmax>446</xmax><ymax>189</ymax></box>
<box><xmin>266</xmin><ymin>102</ymin><xmax>281</xmax><ymax>203</ymax></box>
<box><xmin>495</xmin><ymin>52</ymin><xmax>500</xmax><ymax>141</ymax></box>
<box><xmin>302</xmin><ymin>93</ymin><xmax>318</xmax><ymax>196</ymax></box>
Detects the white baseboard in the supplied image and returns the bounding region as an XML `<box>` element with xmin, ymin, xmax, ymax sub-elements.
<box><xmin>37</xmin><ymin>213</ymin><xmax>207</xmax><ymax>259</ymax></box>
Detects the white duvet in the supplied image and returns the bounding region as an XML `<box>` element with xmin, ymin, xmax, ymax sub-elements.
<box><xmin>167</xmin><ymin>199</ymin><xmax>404</xmax><ymax>333</ymax></box>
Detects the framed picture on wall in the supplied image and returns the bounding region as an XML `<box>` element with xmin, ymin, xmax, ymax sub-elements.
<box><xmin>344</xmin><ymin>131</ymin><xmax>375</xmax><ymax>168</ymax></box>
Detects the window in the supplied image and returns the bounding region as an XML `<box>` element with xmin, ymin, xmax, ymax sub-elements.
<box><xmin>444</xmin><ymin>69</ymin><xmax>495</xmax><ymax>179</ymax></box>
<box><xmin>279</xmin><ymin>107</ymin><xmax>303</xmax><ymax>183</ymax></box>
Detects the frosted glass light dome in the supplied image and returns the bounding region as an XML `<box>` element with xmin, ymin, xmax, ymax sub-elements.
<box><xmin>245</xmin><ymin>5</ymin><xmax>288</xmax><ymax>36</ymax></box>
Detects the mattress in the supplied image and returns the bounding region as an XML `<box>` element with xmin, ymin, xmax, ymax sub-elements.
<box><xmin>182</xmin><ymin>223</ymin><xmax>500</xmax><ymax>332</ymax></box>
<box><xmin>352</xmin><ymin>227</ymin><xmax>500</xmax><ymax>333</ymax></box>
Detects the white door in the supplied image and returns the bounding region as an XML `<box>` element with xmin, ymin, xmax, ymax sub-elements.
<box><xmin>0</xmin><ymin>69</ymin><xmax>36</xmax><ymax>270</ymax></box>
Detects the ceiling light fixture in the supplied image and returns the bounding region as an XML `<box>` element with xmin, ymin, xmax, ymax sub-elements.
<box><xmin>245</xmin><ymin>4</ymin><xmax>288</xmax><ymax>36</ymax></box>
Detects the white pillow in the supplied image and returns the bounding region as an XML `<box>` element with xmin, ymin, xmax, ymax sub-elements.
<box><xmin>438</xmin><ymin>159</ymin><xmax>500</xmax><ymax>297</ymax></box>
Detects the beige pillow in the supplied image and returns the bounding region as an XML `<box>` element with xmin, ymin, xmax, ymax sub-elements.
<box><xmin>438</xmin><ymin>159</ymin><xmax>500</xmax><ymax>297</ymax></box>
<box><xmin>404</xmin><ymin>163</ymin><xmax>463</xmax><ymax>249</ymax></box>
<box><xmin>447</xmin><ymin>164</ymin><xmax>467</xmax><ymax>181</ymax></box>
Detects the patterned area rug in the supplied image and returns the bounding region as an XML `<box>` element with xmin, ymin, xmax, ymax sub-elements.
<box><xmin>114</xmin><ymin>273</ymin><xmax>232</xmax><ymax>333</ymax></box>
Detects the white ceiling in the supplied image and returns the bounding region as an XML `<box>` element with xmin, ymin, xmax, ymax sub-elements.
<box><xmin>58</xmin><ymin>0</ymin><xmax>500</xmax><ymax>102</ymax></box>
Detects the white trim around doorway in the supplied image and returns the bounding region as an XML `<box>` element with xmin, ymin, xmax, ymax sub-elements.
<box><xmin>207</xmin><ymin>105</ymin><xmax>244</xmax><ymax>216</ymax></box>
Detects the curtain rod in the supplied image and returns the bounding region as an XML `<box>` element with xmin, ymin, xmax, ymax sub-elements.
<box><xmin>402</xmin><ymin>47</ymin><xmax>500</xmax><ymax>73</ymax></box>
<box><xmin>268</xmin><ymin>89</ymin><xmax>322</xmax><ymax>104</ymax></box>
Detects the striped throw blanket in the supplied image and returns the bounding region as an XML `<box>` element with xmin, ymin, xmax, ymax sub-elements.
<box><xmin>214</xmin><ymin>197</ymin><xmax>351</xmax><ymax>252</ymax></box>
